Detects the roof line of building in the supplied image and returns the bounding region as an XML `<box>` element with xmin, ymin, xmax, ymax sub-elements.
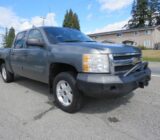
<box><xmin>89</xmin><ymin>25</ymin><xmax>160</xmax><ymax>37</ymax></box>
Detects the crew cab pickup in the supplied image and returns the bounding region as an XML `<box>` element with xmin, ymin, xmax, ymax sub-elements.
<box><xmin>0</xmin><ymin>26</ymin><xmax>151</xmax><ymax>113</ymax></box>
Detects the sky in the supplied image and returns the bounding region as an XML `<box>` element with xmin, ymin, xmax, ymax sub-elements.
<box><xmin>0</xmin><ymin>0</ymin><xmax>133</xmax><ymax>35</ymax></box>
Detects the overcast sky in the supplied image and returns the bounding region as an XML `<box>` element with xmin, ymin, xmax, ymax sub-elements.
<box><xmin>0</xmin><ymin>0</ymin><xmax>133</xmax><ymax>34</ymax></box>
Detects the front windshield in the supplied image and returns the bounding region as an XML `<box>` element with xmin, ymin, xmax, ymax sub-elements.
<box><xmin>44</xmin><ymin>27</ymin><xmax>95</xmax><ymax>44</ymax></box>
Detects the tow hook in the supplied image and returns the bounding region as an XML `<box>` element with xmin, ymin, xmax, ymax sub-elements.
<box><xmin>139</xmin><ymin>82</ymin><xmax>144</xmax><ymax>88</ymax></box>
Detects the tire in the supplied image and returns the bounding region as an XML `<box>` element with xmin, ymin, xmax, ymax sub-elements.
<box><xmin>0</xmin><ymin>64</ymin><xmax>14</xmax><ymax>83</ymax></box>
<box><xmin>53</xmin><ymin>72</ymin><xmax>83</xmax><ymax>113</ymax></box>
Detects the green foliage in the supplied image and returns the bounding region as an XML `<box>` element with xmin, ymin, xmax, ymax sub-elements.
<box><xmin>128</xmin><ymin>0</ymin><xmax>149</xmax><ymax>28</ymax></box>
<box><xmin>127</xmin><ymin>0</ymin><xmax>160</xmax><ymax>29</ymax></box>
<box><xmin>63</xmin><ymin>9</ymin><xmax>80</xmax><ymax>30</ymax></box>
<box><xmin>148</xmin><ymin>0</ymin><xmax>160</xmax><ymax>25</ymax></box>
<box><xmin>138</xmin><ymin>45</ymin><xmax>147</xmax><ymax>50</ymax></box>
<box><xmin>143</xmin><ymin>57</ymin><xmax>160</xmax><ymax>62</ymax></box>
<box><xmin>137</xmin><ymin>0</ymin><xmax>149</xmax><ymax>26</ymax></box>
<box><xmin>3</xmin><ymin>27</ymin><xmax>15</xmax><ymax>48</ymax></box>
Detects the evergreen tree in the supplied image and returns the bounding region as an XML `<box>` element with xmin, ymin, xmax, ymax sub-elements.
<box><xmin>63</xmin><ymin>10</ymin><xmax>69</xmax><ymax>28</ymax></box>
<box><xmin>62</xmin><ymin>9</ymin><xmax>81</xmax><ymax>30</ymax></box>
<box><xmin>149</xmin><ymin>0</ymin><xmax>160</xmax><ymax>25</ymax></box>
<box><xmin>68</xmin><ymin>9</ymin><xmax>74</xmax><ymax>28</ymax></box>
<box><xmin>127</xmin><ymin>0</ymin><xmax>160</xmax><ymax>28</ymax></box>
<box><xmin>136</xmin><ymin>0</ymin><xmax>149</xmax><ymax>27</ymax></box>
<box><xmin>132</xmin><ymin>0</ymin><xmax>137</xmax><ymax>14</ymax></box>
<box><xmin>73</xmin><ymin>13</ymin><xmax>80</xmax><ymax>30</ymax></box>
<box><xmin>156</xmin><ymin>0</ymin><xmax>160</xmax><ymax>25</ymax></box>
<box><xmin>127</xmin><ymin>0</ymin><xmax>137</xmax><ymax>28</ymax></box>
<box><xmin>3</xmin><ymin>27</ymin><xmax>15</xmax><ymax>48</ymax></box>
<box><xmin>127</xmin><ymin>0</ymin><xmax>150</xmax><ymax>29</ymax></box>
<box><xmin>150</xmin><ymin>0</ymin><xmax>159</xmax><ymax>12</ymax></box>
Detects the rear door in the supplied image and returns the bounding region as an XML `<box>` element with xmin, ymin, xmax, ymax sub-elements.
<box><xmin>10</xmin><ymin>31</ymin><xmax>27</xmax><ymax>76</ymax></box>
<box><xmin>24</xmin><ymin>29</ymin><xmax>48</xmax><ymax>83</ymax></box>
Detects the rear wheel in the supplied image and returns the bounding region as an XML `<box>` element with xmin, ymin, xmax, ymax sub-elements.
<box><xmin>53</xmin><ymin>72</ymin><xmax>83</xmax><ymax>113</ymax></box>
<box><xmin>1</xmin><ymin>64</ymin><xmax>14</xmax><ymax>83</ymax></box>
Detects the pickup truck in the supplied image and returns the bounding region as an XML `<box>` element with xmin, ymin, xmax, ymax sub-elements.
<box><xmin>0</xmin><ymin>26</ymin><xmax>151</xmax><ymax>113</ymax></box>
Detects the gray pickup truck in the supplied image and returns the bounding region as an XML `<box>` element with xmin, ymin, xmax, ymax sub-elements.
<box><xmin>0</xmin><ymin>26</ymin><xmax>151</xmax><ymax>113</ymax></box>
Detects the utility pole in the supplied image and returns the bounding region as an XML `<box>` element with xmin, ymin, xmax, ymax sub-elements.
<box><xmin>40</xmin><ymin>17</ymin><xmax>46</xmax><ymax>26</ymax></box>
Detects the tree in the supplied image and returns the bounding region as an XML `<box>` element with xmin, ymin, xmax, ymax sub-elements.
<box><xmin>4</xmin><ymin>27</ymin><xmax>15</xmax><ymax>48</ymax></box>
<box><xmin>127</xmin><ymin>0</ymin><xmax>160</xmax><ymax>28</ymax></box>
<box><xmin>127</xmin><ymin>0</ymin><xmax>137</xmax><ymax>28</ymax></box>
<box><xmin>136</xmin><ymin>0</ymin><xmax>149</xmax><ymax>27</ymax></box>
<box><xmin>150</xmin><ymin>0</ymin><xmax>158</xmax><ymax>12</ymax></box>
<box><xmin>63</xmin><ymin>9</ymin><xmax>81</xmax><ymax>30</ymax></box>
<box><xmin>73</xmin><ymin>13</ymin><xmax>80</xmax><ymax>30</ymax></box>
<box><xmin>149</xmin><ymin>0</ymin><xmax>160</xmax><ymax>25</ymax></box>
<box><xmin>63</xmin><ymin>10</ymin><xmax>69</xmax><ymax>28</ymax></box>
<box><xmin>127</xmin><ymin>0</ymin><xmax>150</xmax><ymax>29</ymax></box>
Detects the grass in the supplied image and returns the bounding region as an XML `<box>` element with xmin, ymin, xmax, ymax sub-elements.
<box><xmin>142</xmin><ymin>50</ymin><xmax>160</xmax><ymax>62</ymax></box>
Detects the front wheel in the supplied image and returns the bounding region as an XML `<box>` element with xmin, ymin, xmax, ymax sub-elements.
<box><xmin>1</xmin><ymin>64</ymin><xmax>14</xmax><ymax>83</ymax></box>
<box><xmin>53</xmin><ymin>72</ymin><xmax>83</xmax><ymax>113</ymax></box>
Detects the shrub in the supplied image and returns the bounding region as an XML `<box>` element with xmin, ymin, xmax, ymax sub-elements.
<box><xmin>137</xmin><ymin>45</ymin><xmax>148</xmax><ymax>50</ymax></box>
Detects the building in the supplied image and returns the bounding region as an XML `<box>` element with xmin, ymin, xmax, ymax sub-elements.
<box><xmin>89</xmin><ymin>26</ymin><xmax>160</xmax><ymax>49</ymax></box>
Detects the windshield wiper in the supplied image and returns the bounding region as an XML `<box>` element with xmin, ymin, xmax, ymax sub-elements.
<box><xmin>63</xmin><ymin>40</ymin><xmax>82</xmax><ymax>42</ymax></box>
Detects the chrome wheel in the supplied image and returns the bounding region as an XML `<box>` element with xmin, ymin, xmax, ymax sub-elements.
<box><xmin>2</xmin><ymin>67</ymin><xmax>7</xmax><ymax>80</ymax></box>
<box><xmin>56</xmin><ymin>80</ymin><xmax>73</xmax><ymax>107</ymax></box>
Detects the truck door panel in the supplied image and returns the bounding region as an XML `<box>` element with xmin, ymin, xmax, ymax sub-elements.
<box><xmin>24</xmin><ymin>29</ymin><xmax>48</xmax><ymax>83</ymax></box>
<box><xmin>10</xmin><ymin>31</ymin><xmax>27</xmax><ymax>76</ymax></box>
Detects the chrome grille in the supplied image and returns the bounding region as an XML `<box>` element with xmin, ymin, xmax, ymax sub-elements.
<box><xmin>113</xmin><ymin>54</ymin><xmax>141</xmax><ymax>60</ymax></box>
<box><xmin>109</xmin><ymin>53</ymin><xmax>142</xmax><ymax>74</ymax></box>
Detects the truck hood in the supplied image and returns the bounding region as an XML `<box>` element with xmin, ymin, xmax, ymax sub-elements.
<box><xmin>58</xmin><ymin>42</ymin><xmax>141</xmax><ymax>54</ymax></box>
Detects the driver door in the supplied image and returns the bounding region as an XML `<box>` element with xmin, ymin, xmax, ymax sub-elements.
<box><xmin>24</xmin><ymin>29</ymin><xmax>48</xmax><ymax>83</ymax></box>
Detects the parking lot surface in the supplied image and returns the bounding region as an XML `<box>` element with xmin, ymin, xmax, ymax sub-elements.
<box><xmin>0</xmin><ymin>66</ymin><xmax>160</xmax><ymax>140</ymax></box>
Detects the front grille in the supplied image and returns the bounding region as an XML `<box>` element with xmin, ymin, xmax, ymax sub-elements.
<box><xmin>113</xmin><ymin>54</ymin><xmax>141</xmax><ymax>60</ymax></box>
<box><xmin>110</xmin><ymin>53</ymin><xmax>142</xmax><ymax>74</ymax></box>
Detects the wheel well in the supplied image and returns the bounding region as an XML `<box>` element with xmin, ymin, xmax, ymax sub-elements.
<box><xmin>49</xmin><ymin>63</ymin><xmax>78</xmax><ymax>93</ymax></box>
<box><xmin>0</xmin><ymin>59</ymin><xmax>5</xmax><ymax>70</ymax></box>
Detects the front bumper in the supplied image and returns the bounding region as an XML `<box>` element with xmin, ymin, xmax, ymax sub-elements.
<box><xmin>76</xmin><ymin>63</ymin><xmax>151</xmax><ymax>97</ymax></box>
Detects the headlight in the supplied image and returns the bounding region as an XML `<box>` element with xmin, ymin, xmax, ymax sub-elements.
<box><xmin>83</xmin><ymin>54</ymin><xmax>110</xmax><ymax>73</ymax></box>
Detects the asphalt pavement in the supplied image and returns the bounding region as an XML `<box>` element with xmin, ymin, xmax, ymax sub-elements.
<box><xmin>149</xmin><ymin>62</ymin><xmax>160</xmax><ymax>76</ymax></box>
<box><xmin>0</xmin><ymin>63</ymin><xmax>159</xmax><ymax>140</ymax></box>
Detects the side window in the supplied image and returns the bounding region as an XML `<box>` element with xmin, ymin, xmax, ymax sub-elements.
<box><xmin>28</xmin><ymin>29</ymin><xmax>43</xmax><ymax>41</ymax></box>
<box><xmin>14</xmin><ymin>32</ymin><xmax>26</xmax><ymax>49</ymax></box>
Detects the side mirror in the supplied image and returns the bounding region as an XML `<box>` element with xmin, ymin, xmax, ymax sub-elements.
<box><xmin>26</xmin><ymin>39</ymin><xmax>44</xmax><ymax>47</ymax></box>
